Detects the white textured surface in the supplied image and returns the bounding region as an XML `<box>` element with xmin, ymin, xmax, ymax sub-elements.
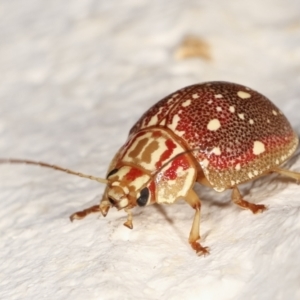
<box><xmin>1</xmin><ymin>1</ymin><xmax>300</xmax><ymax>299</ymax></box>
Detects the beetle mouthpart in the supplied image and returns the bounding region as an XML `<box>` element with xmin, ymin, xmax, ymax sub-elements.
<box><xmin>99</xmin><ymin>203</ymin><xmax>110</xmax><ymax>217</ymax></box>
<box><xmin>107</xmin><ymin>185</ymin><xmax>130</xmax><ymax>210</ymax></box>
<box><xmin>114</xmin><ymin>198</ymin><xmax>130</xmax><ymax>210</ymax></box>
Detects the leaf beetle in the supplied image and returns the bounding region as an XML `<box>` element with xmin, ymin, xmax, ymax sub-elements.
<box><xmin>1</xmin><ymin>81</ymin><xmax>300</xmax><ymax>256</ymax></box>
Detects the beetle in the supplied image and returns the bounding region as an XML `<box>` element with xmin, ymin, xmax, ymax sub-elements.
<box><xmin>1</xmin><ymin>81</ymin><xmax>300</xmax><ymax>256</ymax></box>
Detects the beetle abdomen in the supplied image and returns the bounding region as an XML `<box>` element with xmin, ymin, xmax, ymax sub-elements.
<box><xmin>130</xmin><ymin>81</ymin><xmax>298</xmax><ymax>191</ymax></box>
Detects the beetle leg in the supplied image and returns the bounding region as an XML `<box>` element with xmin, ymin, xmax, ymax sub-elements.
<box><xmin>196</xmin><ymin>173</ymin><xmax>213</xmax><ymax>187</ymax></box>
<box><xmin>69</xmin><ymin>205</ymin><xmax>100</xmax><ymax>221</ymax></box>
<box><xmin>69</xmin><ymin>198</ymin><xmax>111</xmax><ymax>221</ymax></box>
<box><xmin>231</xmin><ymin>186</ymin><xmax>266</xmax><ymax>214</ymax></box>
<box><xmin>195</xmin><ymin>166</ymin><xmax>213</xmax><ymax>187</ymax></box>
<box><xmin>185</xmin><ymin>189</ymin><xmax>210</xmax><ymax>256</ymax></box>
<box><xmin>272</xmin><ymin>167</ymin><xmax>300</xmax><ymax>184</ymax></box>
<box><xmin>123</xmin><ymin>208</ymin><xmax>133</xmax><ymax>229</ymax></box>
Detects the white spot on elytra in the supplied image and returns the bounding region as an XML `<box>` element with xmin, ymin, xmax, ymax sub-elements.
<box><xmin>182</xmin><ymin>99</ymin><xmax>191</xmax><ymax>107</ymax></box>
<box><xmin>207</xmin><ymin>119</ymin><xmax>221</xmax><ymax>131</ymax></box>
<box><xmin>216</xmin><ymin>106</ymin><xmax>222</xmax><ymax>112</ymax></box>
<box><xmin>176</xmin><ymin>167</ymin><xmax>185</xmax><ymax>177</ymax></box>
<box><xmin>229</xmin><ymin>106</ymin><xmax>235</xmax><ymax>113</ymax></box>
<box><xmin>248</xmin><ymin>172</ymin><xmax>254</xmax><ymax>178</ymax></box>
<box><xmin>168</xmin><ymin>114</ymin><xmax>185</xmax><ymax>136</ymax></box>
<box><xmin>237</xmin><ymin>91</ymin><xmax>251</xmax><ymax>99</ymax></box>
<box><xmin>235</xmin><ymin>163</ymin><xmax>241</xmax><ymax>171</ymax></box>
<box><xmin>276</xmin><ymin>159</ymin><xmax>279</xmax><ymax>164</ymax></box>
<box><xmin>211</xmin><ymin>147</ymin><xmax>221</xmax><ymax>155</ymax></box>
<box><xmin>253</xmin><ymin>141</ymin><xmax>265</xmax><ymax>155</ymax></box>
<box><xmin>253</xmin><ymin>170</ymin><xmax>259</xmax><ymax>176</ymax></box>
<box><xmin>215</xmin><ymin>94</ymin><xmax>223</xmax><ymax>98</ymax></box>
<box><xmin>215</xmin><ymin>187</ymin><xmax>225</xmax><ymax>192</ymax></box>
<box><xmin>267</xmin><ymin>119</ymin><xmax>270</xmax><ymax>123</ymax></box>
<box><xmin>192</xmin><ymin>93</ymin><xmax>199</xmax><ymax>99</ymax></box>
<box><xmin>272</xmin><ymin>110</ymin><xmax>278</xmax><ymax>116</ymax></box>
<box><xmin>202</xmin><ymin>158</ymin><xmax>209</xmax><ymax>168</ymax></box>
<box><xmin>208</xmin><ymin>100</ymin><xmax>213</xmax><ymax>104</ymax></box>
<box><xmin>231</xmin><ymin>180</ymin><xmax>236</xmax><ymax>186</ymax></box>
<box><xmin>238</xmin><ymin>113</ymin><xmax>245</xmax><ymax>120</ymax></box>
<box><xmin>249</xmin><ymin>119</ymin><xmax>254</xmax><ymax>125</ymax></box>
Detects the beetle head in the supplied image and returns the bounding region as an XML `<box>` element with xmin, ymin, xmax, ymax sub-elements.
<box><xmin>101</xmin><ymin>166</ymin><xmax>154</xmax><ymax>213</ymax></box>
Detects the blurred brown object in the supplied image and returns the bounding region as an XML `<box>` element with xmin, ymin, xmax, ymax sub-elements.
<box><xmin>174</xmin><ymin>36</ymin><xmax>211</xmax><ymax>60</ymax></box>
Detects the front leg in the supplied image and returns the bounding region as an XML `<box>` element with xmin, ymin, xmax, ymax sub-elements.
<box><xmin>70</xmin><ymin>198</ymin><xmax>111</xmax><ymax>221</ymax></box>
<box><xmin>123</xmin><ymin>208</ymin><xmax>133</xmax><ymax>229</ymax></box>
<box><xmin>185</xmin><ymin>189</ymin><xmax>210</xmax><ymax>256</ymax></box>
<box><xmin>69</xmin><ymin>204</ymin><xmax>100</xmax><ymax>221</ymax></box>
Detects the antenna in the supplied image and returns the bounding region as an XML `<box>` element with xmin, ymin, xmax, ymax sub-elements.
<box><xmin>0</xmin><ymin>158</ymin><xmax>108</xmax><ymax>184</ymax></box>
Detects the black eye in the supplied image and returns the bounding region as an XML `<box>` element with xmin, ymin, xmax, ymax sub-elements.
<box><xmin>137</xmin><ymin>187</ymin><xmax>149</xmax><ymax>207</ymax></box>
<box><xmin>106</xmin><ymin>168</ymin><xmax>119</xmax><ymax>179</ymax></box>
<box><xmin>108</xmin><ymin>197</ymin><xmax>115</xmax><ymax>205</ymax></box>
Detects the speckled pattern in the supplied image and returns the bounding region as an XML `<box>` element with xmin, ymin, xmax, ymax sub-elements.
<box><xmin>1</xmin><ymin>0</ymin><xmax>300</xmax><ymax>299</ymax></box>
<box><xmin>131</xmin><ymin>82</ymin><xmax>299</xmax><ymax>191</ymax></box>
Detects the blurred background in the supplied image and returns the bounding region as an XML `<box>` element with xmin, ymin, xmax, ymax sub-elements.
<box><xmin>1</xmin><ymin>1</ymin><xmax>300</xmax><ymax>299</ymax></box>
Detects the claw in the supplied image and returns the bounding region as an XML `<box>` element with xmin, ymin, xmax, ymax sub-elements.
<box><xmin>190</xmin><ymin>241</ymin><xmax>210</xmax><ymax>256</ymax></box>
<box><xmin>123</xmin><ymin>208</ymin><xmax>133</xmax><ymax>229</ymax></box>
<box><xmin>123</xmin><ymin>220</ymin><xmax>133</xmax><ymax>229</ymax></box>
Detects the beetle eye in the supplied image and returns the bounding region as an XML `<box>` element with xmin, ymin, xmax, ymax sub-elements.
<box><xmin>106</xmin><ymin>168</ymin><xmax>119</xmax><ymax>179</ymax></box>
<box><xmin>136</xmin><ymin>187</ymin><xmax>149</xmax><ymax>207</ymax></box>
<box><xmin>108</xmin><ymin>197</ymin><xmax>115</xmax><ymax>205</ymax></box>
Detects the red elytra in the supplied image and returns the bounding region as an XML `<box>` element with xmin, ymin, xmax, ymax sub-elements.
<box><xmin>130</xmin><ymin>81</ymin><xmax>298</xmax><ymax>193</ymax></box>
<box><xmin>1</xmin><ymin>81</ymin><xmax>300</xmax><ymax>256</ymax></box>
